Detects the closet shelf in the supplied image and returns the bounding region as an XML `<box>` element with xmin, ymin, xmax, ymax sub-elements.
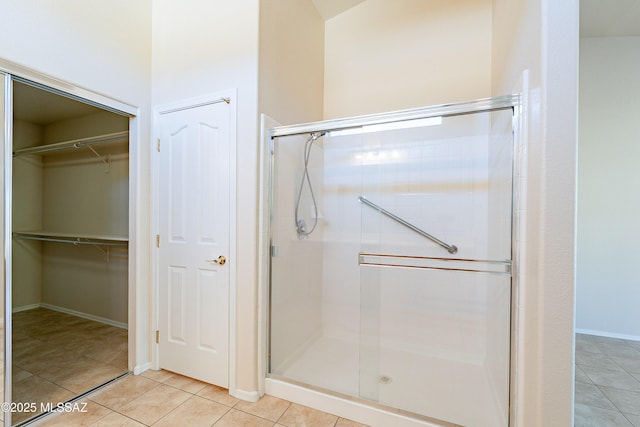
<box><xmin>13</xmin><ymin>131</ymin><xmax>129</xmax><ymax>157</ymax></box>
<box><xmin>13</xmin><ymin>231</ymin><xmax>128</xmax><ymax>247</ymax></box>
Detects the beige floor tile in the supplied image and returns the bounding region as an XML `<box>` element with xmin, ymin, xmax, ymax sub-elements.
<box><xmin>164</xmin><ymin>371</ymin><xmax>208</xmax><ymax>394</ymax></box>
<box><xmin>234</xmin><ymin>395</ymin><xmax>290</xmax><ymax>422</ymax></box>
<box><xmin>153</xmin><ymin>395</ymin><xmax>230</xmax><ymax>427</ymax></box>
<box><xmin>336</xmin><ymin>418</ymin><xmax>370</xmax><ymax>427</ymax></box>
<box><xmin>118</xmin><ymin>383</ymin><xmax>192</xmax><ymax>425</ymax></box>
<box><xmin>90</xmin><ymin>412</ymin><xmax>147</xmax><ymax>427</ymax></box>
<box><xmin>197</xmin><ymin>384</ymin><xmax>240</xmax><ymax>407</ymax></box>
<box><xmin>12</xmin><ymin>308</ymin><xmax>128</xmax><ymax>417</ymax></box>
<box><xmin>612</xmin><ymin>355</ymin><xmax>640</xmax><ymax>375</ymax></box>
<box><xmin>56</xmin><ymin>364</ymin><xmax>126</xmax><ymax>394</ymax></box>
<box><xmin>576</xmin><ymin>335</ymin><xmax>605</xmax><ymax>354</ymax></box>
<box><xmin>13</xmin><ymin>366</ymin><xmax>34</xmax><ymax>382</ymax></box>
<box><xmin>574</xmin><ymin>403</ymin><xmax>633</xmax><ymax>427</ymax></box>
<box><xmin>12</xmin><ymin>375</ymin><xmax>76</xmax><ymax>404</ymax></box>
<box><xmin>577</xmin><ymin>351</ymin><xmax>624</xmax><ymax>371</ymax></box>
<box><xmin>581</xmin><ymin>365</ymin><xmax>640</xmax><ymax>392</ymax></box>
<box><xmin>30</xmin><ymin>400</ymin><xmax>111</xmax><ymax>427</ymax></box>
<box><xmin>278</xmin><ymin>403</ymin><xmax>339</xmax><ymax>427</ymax></box>
<box><xmin>576</xmin><ymin>365</ymin><xmax>593</xmax><ymax>384</ymax></box>
<box><xmin>11</xmin><ymin>375</ymin><xmax>76</xmax><ymax>423</ymax></box>
<box><xmin>213</xmin><ymin>409</ymin><xmax>274</xmax><ymax>427</ymax></box>
<box><xmin>140</xmin><ymin>368</ymin><xmax>175</xmax><ymax>383</ymax></box>
<box><xmin>597</xmin><ymin>342</ymin><xmax>640</xmax><ymax>359</ymax></box>
<box><xmin>601</xmin><ymin>387</ymin><xmax>640</xmax><ymax>416</ymax></box>
<box><xmin>89</xmin><ymin>375</ymin><xmax>160</xmax><ymax>410</ymax></box>
<box><xmin>575</xmin><ymin>382</ymin><xmax>617</xmax><ymax>410</ymax></box>
<box><xmin>624</xmin><ymin>413</ymin><xmax>640</xmax><ymax>426</ymax></box>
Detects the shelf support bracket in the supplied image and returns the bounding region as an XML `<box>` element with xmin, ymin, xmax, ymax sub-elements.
<box><xmin>83</xmin><ymin>144</ymin><xmax>111</xmax><ymax>173</ymax></box>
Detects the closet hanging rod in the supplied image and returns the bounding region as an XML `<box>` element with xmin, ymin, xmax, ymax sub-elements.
<box><xmin>12</xmin><ymin>232</ymin><xmax>128</xmax><ymax>247</ymax></box>
<box><xmin>358</xmin><ymin>195</ymin><xmax>458</xmax><ymax>254</ymax></box>
<box><xmin>13</xmin><ymin>131</ymin><xmax>129</xmax><ymax>157</ymax></box>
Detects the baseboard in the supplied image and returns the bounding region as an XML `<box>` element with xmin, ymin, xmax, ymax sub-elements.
<box><xmin>230</xmin><ymin>388</ymin><xmax>261</xmax><ymax>403</ymax></box>
<box><xmin>576</xmin><ymin>328</ymin><xmax>640</xmax><ymax>342</ymax></box>
<box><xmin>40</xmin><ymin>303</ymin><xmax>128</xmax><ymax>330</ymax></box>
<box><xmin>133</xmin><ymin>362</ymin><xmax>151</xmax><ymax>375</ymax></box>
<box><xmin>12</xmin><ymin>303</ymin><xmax>41</xmax><ymax>313</ymax></box>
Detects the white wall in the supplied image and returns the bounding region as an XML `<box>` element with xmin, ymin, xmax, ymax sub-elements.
<box><xmin>492</xmin><ymin>0</ymin><xmax>578</xmax><ymax>425</ymax></box>
<box><xmin>259</xmin><ymin>0</ymin><xmax>325</xmax><ymax>125</ymax></box>
<box><xmin>152</xmin><ymin>0</ymin><xmax>260</xmax><ymax>396</ymax></box>
<box><xmin>323</xmin><ymin>0</ymin><xmax>492</xmax><ymax>119</ymax></box>
<box><xmin>258</xmin><ymin>0</ymin><xmax>326</xmax><ymax>382</ymax></box>
<box><xmin>0</xmin><ymin>0</ymin><xmax>152</xmax><ymax>372</ymax></box>
<box><xmin>577</xmin><ymin>36</ymin><xmax>640</xmax><ymax>340</ymax></box>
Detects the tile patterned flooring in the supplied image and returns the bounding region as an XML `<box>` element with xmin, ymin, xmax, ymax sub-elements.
<box><xmin>574</xmin><ymin>333</ymin><xmax>640</xmax><ymax>427</ymax></box>
<box><xmin>11</xmin><ymin>308</ymin><xmax>128</xmax><ymax>424</ymax></box>
<box><xmin>30</xmin><ymin>370</ymin><xmax>368</xmax><ymax>427</ymax></box>
<box><xmin>10</xmin><ymin>308</ymin><xmax>366</xmax><ymax>427</ymax></box>
<box><xmin>9</xmin><ymin>311</ymin><xmax>639</xmax><ymax>427</ymax></box>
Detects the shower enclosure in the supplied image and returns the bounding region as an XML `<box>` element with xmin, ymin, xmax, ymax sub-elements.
<box><xmin>265</xmin><ymin>95</ymin><xmax>519</xmax><ymax>427</ymax></box>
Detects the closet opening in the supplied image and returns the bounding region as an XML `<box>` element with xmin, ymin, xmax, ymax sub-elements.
<box><xmin>10</xmin><ymin>79</ymin><xmax>130</xmax><ymax>425</ymax></box>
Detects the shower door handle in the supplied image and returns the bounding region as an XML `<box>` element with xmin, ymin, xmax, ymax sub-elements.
<box><xmin>206</xmin><ymin>255</ymin><xmax>227</xmax><ymax>265</ymax></box>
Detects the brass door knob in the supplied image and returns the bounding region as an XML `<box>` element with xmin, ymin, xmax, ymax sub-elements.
<box><xmin>206</xmin><ymin>255</ymin><xmax>227</xmax><ymax>265</ymax></box>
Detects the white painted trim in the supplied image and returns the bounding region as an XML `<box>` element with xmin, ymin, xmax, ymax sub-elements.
<box><xmin>575</xmin><ymin>329</ymin><xmax>640</xmax><ymax>342</ymax></box>
<box><xmin>128</xmin><ymin>113</ymin><xmax>141</xmax><ymax>378</ymax></box>
<box><xmin>12</xmin><ymin>303</ymin><xmax>41</xmax><ymax>313</ymax></box>
<box><xmin>265</xmin><ymin>378</ymin><xmax>444</xmax><ymax>427</ymax></box>
<box><xmin>0</xmin><ymin>58</ymin><xmax>137</xmax><ymax>116</ymax></box>
<box><xmin>151</xmin><ymin>89</ymin><xmax>238</xmax><ymax>392</ymax></box>
<box><xmin>40</xmin><ymin>303</ymin><xmax>128</xmax><ymax>329</ymax></box>
<box><xmin>133</xmin><ymin>362</ymin><xmax>151</xmax><ymax>376</ymax></box>
<box><xmin>227</xmin><ymin>89</ymin><xmax>238</xmax><ymax>398</ymax></box>
<box><xmin>230</xmin><ymin>388</ymin><xmax>261</xmax><ymax>403</ymax></box>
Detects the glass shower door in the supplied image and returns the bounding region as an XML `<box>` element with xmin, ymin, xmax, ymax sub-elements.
<box><xmin>357</xmin><ymin>109</ymin><xmax>513</xmax><ymax>426</ymax></box>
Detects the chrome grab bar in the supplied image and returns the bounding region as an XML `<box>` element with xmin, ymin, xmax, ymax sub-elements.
<box><xmin>358</xmin><ymin>195</ymin><xmax>458</xmax><ymax>254</ymax></box>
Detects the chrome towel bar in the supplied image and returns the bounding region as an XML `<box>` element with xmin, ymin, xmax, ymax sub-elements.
<box><xmin>358</xmin><ymin>253</ymin><xmax>512</xmax><ymax>276</ymax></box>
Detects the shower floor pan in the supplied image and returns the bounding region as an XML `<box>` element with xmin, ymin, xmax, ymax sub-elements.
<box><xmin>276</xmin><ymin>335</ymin><xmax>507</xmax><ymax>427</ymax></box>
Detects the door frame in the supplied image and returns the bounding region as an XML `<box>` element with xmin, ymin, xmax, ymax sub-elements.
<box><xmin>151</xmin><ymin>89</ymin><xmax>238</xmax><ymax>394</ymax></box>
<box><xmin>0</xmin><ymin>58</ymin><xmax>140</xmax><ymax>424</ymax></box>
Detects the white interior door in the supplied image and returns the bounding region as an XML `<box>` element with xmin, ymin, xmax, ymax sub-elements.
<box><xmin>157</xmin><ymin>99</ymin><xmax>230</xmax><ymax>387</ymax></box>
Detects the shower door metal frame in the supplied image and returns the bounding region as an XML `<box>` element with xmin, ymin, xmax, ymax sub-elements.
<box><xmin>265</xmin><ymin>93</ymin><xmax>523</xmax><ymax>426</ymax></box>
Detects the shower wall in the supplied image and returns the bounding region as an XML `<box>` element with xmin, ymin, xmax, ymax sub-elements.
<box><xmin>269</xmin><ymin>133</ymin><xmax>325</xmax><ymax>373</ymax></box>
<box><xmin>322</xmin><ymin>114</ymin><xmax>498</xmax><ymax>347</ymax></box>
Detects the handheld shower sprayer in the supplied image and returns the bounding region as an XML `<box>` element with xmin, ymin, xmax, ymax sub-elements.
<box><xmin>294</xmin><ymin>132</ymin><xmax>326</xmax><ymax>239</ymax></box>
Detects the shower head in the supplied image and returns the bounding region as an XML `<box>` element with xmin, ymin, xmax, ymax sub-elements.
<box><xmin>310</xmin><ymin>132</ymin><xmax>327</xmax><ymax>141</ymax></box>
<box><xmin>308</xmin><ymin>132</ymin><xmax>327</xmax><ymax>148</ymax></box>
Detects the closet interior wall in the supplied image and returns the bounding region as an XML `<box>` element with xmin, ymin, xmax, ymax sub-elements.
<box><xmin>12</xmin><ymin>84</ymin><xmax>129</xmax><ymax>326</ymax></box>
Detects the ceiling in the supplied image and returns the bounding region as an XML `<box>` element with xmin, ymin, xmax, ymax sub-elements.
<box><xmin>580</xmin><ymin>0</ymin><xmax>640</xmax><ymax>37</ymax></box>
<box><xmin>13</xmin><ymin>81</ymin><xmax>103</xmax><ymax>125</ymax></box>
<box><xmin>311</xmin><ymin>0</ymin><xmax>365</xmax><ymax>21</ymax></box>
